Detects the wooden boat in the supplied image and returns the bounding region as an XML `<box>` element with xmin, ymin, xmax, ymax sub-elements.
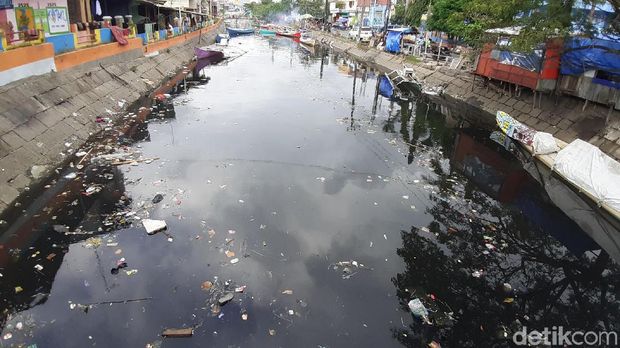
<box><xmin>215</xmin><ymin>33</ymin><xmax>229</xmax><ymax>45</ymax></box>
<box><xmin>276</xmin><ymin>31</ymin><xmax>301</xmax><ymax>38</ymax></box>
<box><xmin>226</xmin><ymin>27</ymin><xmax>254</xmax><ymax>36</ymax></box>
<box><xmin>259</xmin><ymin>25</ymin><xmax>276</xmax><ymax>35</ymax></box>
<box><xmin>193</xmin><ymin>47</ymin><xmax>225</xmax><ymax>63</ymax></box>
<box><xmin>299</xmin><ymin>35</ymin><xmax>316</xmax><ymax>46</ymax></box>
<box><xmin>496</xmin><ymin>110</ymin><xmax>620</xmax><ymax>222</ymax></box>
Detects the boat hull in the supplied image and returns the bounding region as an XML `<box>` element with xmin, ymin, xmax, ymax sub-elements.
<box><xmin>276</xmin><ymin>32</ymin><xmax>301</xmax><ymax>38</ymax></box>
<box><xmin>227</xmin><ymin>27</ymin><xmax>254</xmax><ymax>36</ymax></box>
<box><xmin>299</xmin><ymin>38</ymin><xmax>315</xmax><ymax>46</ymax></box>
<box><xmin>259</xmin><ymin>29</ymin><xmax>276</xmax><ymax>35</ymax></box>
<box><xmin>194</xmin><ymin>47</ymin><xmax>225</xmax><ymax>62</ymax></box>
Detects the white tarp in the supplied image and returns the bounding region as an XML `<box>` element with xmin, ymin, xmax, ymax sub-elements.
<box><xmin>553</xmin><ymin>139</ymin><xmax>620</xmax><ymax>212</ymax></box>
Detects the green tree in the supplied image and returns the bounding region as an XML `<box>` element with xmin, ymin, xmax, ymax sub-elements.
<box><xmin>405</xmin><ymin>0</ymin><xmax>431</xmax><ymax>26</ymax></box>
<box><xmin>425</xmin><ymin>0</ymin><xmax>618</xmax><ymax>52</ymax></box>
<box><xmin>391</xmin><ymin>0</ymin><xmax>406</xmax><ymax>25</ymax></box>
<box><xmin>298</xmin><ymin>0</ymin><xmax>325</xmax><ymax>17</ymax></box>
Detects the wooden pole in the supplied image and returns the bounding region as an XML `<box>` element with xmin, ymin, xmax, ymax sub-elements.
<box><xmin>357</xmin><ymin>4</ymin><xmax>366</xmax><ymax>42</ymax></box>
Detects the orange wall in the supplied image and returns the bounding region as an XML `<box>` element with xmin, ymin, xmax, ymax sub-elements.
<box><xmin>0</xmin><ymin>43</ymin><xmax>55</xmax><ymax>72</ymax></box>
<box><xmin>3</xmin><ymin>20</ymin><xmax>222</xmax><ymax>75</ymax></box>
<box><xmin>54</xmin><ymin>38</ymin><xmax>144</xmax><ymax>71</ymax></box>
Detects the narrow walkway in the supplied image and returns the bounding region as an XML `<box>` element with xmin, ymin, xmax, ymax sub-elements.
<box><xmin>313</xmin><ymin>31</ymin><xmax>620</xmax><ymax>161</ymax></box>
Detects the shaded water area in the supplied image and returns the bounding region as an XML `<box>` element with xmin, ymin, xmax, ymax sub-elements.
<box><xmin>1</xmin><ymin>36</ymin><xmax>619</xmax><ymax>347</ymax></box>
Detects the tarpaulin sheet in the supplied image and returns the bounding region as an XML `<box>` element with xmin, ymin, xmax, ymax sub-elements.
<box><xmin>490</xmin><ymin>49</ymin><xmax>543</xmax><ymax>72</ymax></box>
<box><xmin>385</xmin><ymin>30</ymin><xmax>403</xmax><ymax>53</ymax></box>
<box><xmin>561</xmin><ymin>37</ymin><xmax>620</xmax><ymax>76</ymax></box>
<box><xmin>378</xmin><ymin>75</ymin><xmax>393</xmax><ymax>98</ymax></box>
<box><xmin>553</xmin><ymin>139</ymin><xmax>620</xmax><ymax>212</ymax></box>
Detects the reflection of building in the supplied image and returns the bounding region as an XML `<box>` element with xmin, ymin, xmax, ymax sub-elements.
<box><xmin>452</xmin><ymin>131</ymin><xmax>528</xmax><ymax>203</ymax></box>
<box><xmin>0</xmin><ymin>164</ymin><xmax>128</xmax><ymax>330</ymax></box>
<box><xmin>451</xmin><ymin>129</ymin><xmax>599</xmax><ymax>256</ymax></box>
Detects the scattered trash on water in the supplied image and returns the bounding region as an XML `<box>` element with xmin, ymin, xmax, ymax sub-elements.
<box><xmin>471</xmin><ymin>270</ymin><xmax>483</xmax><ymax>278</ymax></box>
<box><xmin>142</xmin><ymin>219</ymin><xmax>167</xmax><ymax>235</ymax></box>
<box><xmin>330</xmin><ymin>260</ymin><xmax>373</xmax><ymax>279</ymax></box>
<box><xmin>230</xmin><ymin>258</ymin><xmax>239</xmax><ymax>264</ymax></box>
<box><xmin>269</xmin><ymin>329</ymin><xmax>276</xmax><ymax>336</ymax></box>
<box><xmin>281</xmin><ymin>289</ymin><xmax>293</xmax><ymax>295</ymax></box>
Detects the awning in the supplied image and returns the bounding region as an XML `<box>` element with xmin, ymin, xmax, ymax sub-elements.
<box><xmin>138</xmin><ymin>0</ymin><xmax>207</xmax><ymax>16</ymax></box>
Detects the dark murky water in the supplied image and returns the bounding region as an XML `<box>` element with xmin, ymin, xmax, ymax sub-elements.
<box><xmin>1</xmin><ymin>36</ymin><xmax>619</xmax><ymax>348</ymax></box>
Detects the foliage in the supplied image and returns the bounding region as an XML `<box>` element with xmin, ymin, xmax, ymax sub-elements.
<box><xmin>245</xmin><ymin>0</ymin><xmax>323</xmax><ymax>21</ymax></box>
<box><xmin>391</xmin><ymin>0</ymin><xmax>406</xmax><ymax>25</ymax></box>
<box><xmin>423</xmin><ymin>0</ymin><xmax>618</xmax><ymax>51</ymax></box>
<box><xmin>297</xmin><ymin>0</ymin><xmax>326</xmax><ymax>17</ymax></box>
<box><xmin>405</xmin><ymin>0</ymin><xmax>431</xmax><ymax>26</ymax></box>
<box><xmin>245</xmin><ymin>0</ymin><xmax>293</xmax><ymax>21</ymax></box>
<box><xmin>335</xmin><ymin>1</ymin><xmax>346</xmax><ymax>9</ymax></box>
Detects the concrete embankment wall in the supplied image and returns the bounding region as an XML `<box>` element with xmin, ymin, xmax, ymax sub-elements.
<box><xmin>314</xmin><ymin>31</ymin><xmax>620</xmax><ymax>161</ymax></box>
<box><xmin>0</xmin><ymin>22</ymin><xmax>224</xmax><ymax>214</ymax></box>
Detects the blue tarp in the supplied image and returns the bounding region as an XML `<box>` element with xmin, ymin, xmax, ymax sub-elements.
<box><xmin>385</xmin><ymin>30</ymin><xmax>403</xmax><ymax>53</ymax></box>
<box><xmin>385</xmin><ymin>28</ymin><xmax>415</xmax><ymax>53</ymax></box>
<box><xmin>378</xmin><ymin>75</ymin><xmax>393</xmax><ymax>98</ymax></box>
<box><xmin>492</xmin><ymin>49</ymin><xmax>543</xmax><ymax>72</ymax></box>
<box><xmin>561</xmin><ymin>37</ymin><xmax>620</xmax><ymax>76</ymax></box>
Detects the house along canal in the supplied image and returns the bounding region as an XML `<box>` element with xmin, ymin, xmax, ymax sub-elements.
<box><xmin>0</xmin><ymin>35</ymin><xmax>618</xmax><ymax>348</ymax></box>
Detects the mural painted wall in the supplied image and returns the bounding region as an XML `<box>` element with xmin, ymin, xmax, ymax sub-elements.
<box><xmin>1</xmin><ymin>0</ymin><xmax>69</xmax><ymax>38</ymax></box>
<box><xmin>0</xmin><ymin>1</ymin><xmax>17</xmax><ymax>42</ymax></box>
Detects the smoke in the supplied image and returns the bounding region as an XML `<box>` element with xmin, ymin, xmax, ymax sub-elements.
<box><xmin>266</xmin><ymin>7</ymin><xmax>301</xmax><ymax>24</ymax></box>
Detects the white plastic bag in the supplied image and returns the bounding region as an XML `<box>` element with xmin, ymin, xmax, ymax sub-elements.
<box><xmin>532</xmin><ymin>132</ymin><xmax>559</xmax><ymax>155</ymax></box>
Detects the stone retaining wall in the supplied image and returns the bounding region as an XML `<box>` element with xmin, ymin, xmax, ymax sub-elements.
<box><xmin>314</xmin><ymin>31</ymin><xmax>620</xmax><ymax>161</ymax></box>
<box><xmin>0</xmin><ymin>22</ymin><xmax>224</xmax><ymax>214</ymax></box>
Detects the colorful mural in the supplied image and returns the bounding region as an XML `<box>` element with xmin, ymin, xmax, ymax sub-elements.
<box><xmin>15</xmin><ymin>6</ymin><xmax>35</xmax><ymax>32</ymax></box>
<box><xmin>46</xmin><ymin>6</ymin><xmax>69</xmax><ymax>33</ymax></box>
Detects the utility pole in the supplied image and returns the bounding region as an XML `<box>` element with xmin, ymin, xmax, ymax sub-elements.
<box><xmin>356</xmin><ymin>1</ymin><xmax>365</xmax><ymax>42</ymax></box>
<box><xmin>382</xmin><ymin>0</ymin><xmax>390</xmax><ymax>34</ymax></box>
<box><xmin>324</xmin><ymin>0</ymin><xmax>329</xmax><ymax>31</ymax></box>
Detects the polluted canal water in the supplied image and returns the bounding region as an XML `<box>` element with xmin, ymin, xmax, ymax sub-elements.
<box><xmin>1</xmin><ymin>36</ymin><xmax>619</xmax><ymax>347</ymax></box>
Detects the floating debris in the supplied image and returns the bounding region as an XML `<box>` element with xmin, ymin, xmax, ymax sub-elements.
<box><xmin>152</xmin><ymin>194</ymin><xmax>164</xmax><ymax>204</ymax></box>
<box><xmin>201</xmin><ymin>281</ymin><xmax>213</xmax><ymax>290</ymax></box>
<box><xmin>218</xmin><ymin>292</ymin><xmax>234</xmax><ymax>305</ymax></box>
<box><xmin>408</xmin><ymin>298</ymin><xmax>431</xmax><ymax>324</ymax></box>
<box><xmin>143</xmin><ymin>219</ymin><xmax>167</xmax><ymax>235</ymax></box>
<box><xmin>161</xmin><ymin>328</ymin><xmax>193</xmax><ymax>338</ymax></box>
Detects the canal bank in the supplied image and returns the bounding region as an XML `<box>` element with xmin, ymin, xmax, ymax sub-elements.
<box><xmin>0</xmin><ymin>21</ymin><xmax>224</xmax><ymax>217</ymax></box>
<box><xmin>0</xmin><ymin>36</ymin><xmax>617</xmax><ymax>347</ymax></box>
<box><xmin>312</xmin><ymin>31</ymin><xmax>620</xmax><ymax>161</ymax></box>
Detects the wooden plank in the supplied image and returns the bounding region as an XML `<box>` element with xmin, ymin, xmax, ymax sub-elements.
<box><xmin>162</xmin><ymin>328</ymin><xmax>193</xmax><ymax>338</ymax></box>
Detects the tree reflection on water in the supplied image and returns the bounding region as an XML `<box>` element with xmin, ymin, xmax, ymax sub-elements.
<box><xmin>389</xmin><ymin>110</ymin><xmax>619</xmax><ymax>347</ymax></box>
